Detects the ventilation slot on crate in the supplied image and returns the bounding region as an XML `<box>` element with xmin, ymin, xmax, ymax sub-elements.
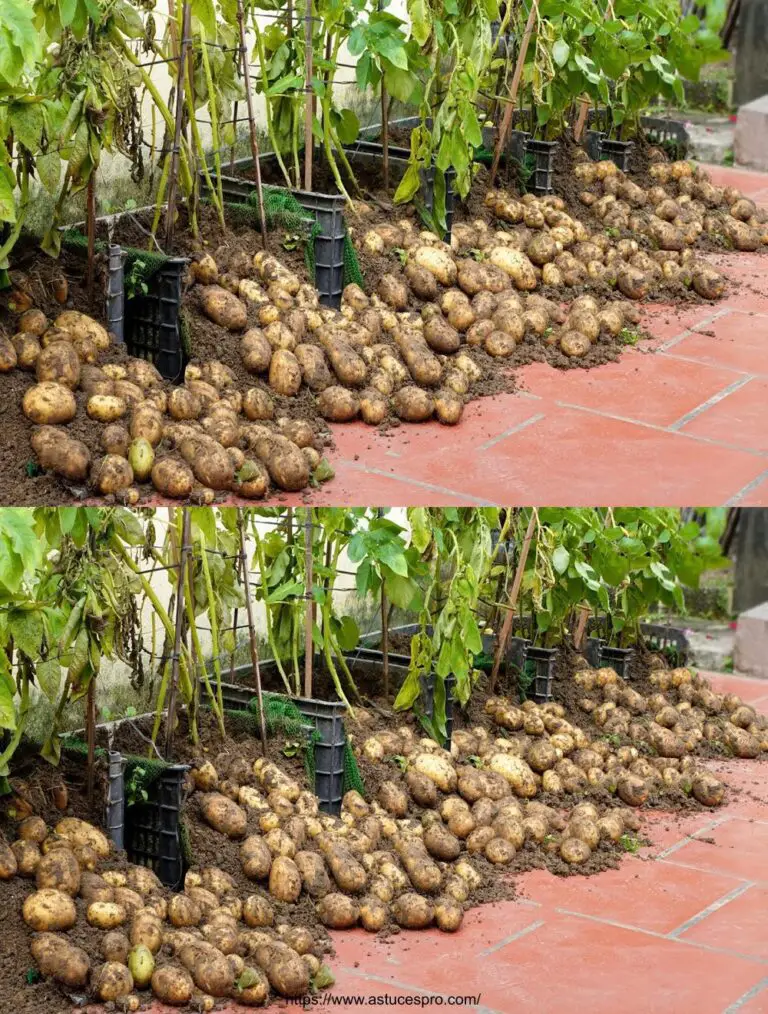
<box><xmin>124</xmin><ymin>764</ymin><xmax>189</xmax><ymax>889</ymax></box>
<box><xmin>600</xmin><ymin>645</ymin><xmax>634</xmax><ymax>681</ymax></box>
<box><xmin>524</xmin><ymin>646</ymin><xmax>557</xmax><ymax>703</ymax></box>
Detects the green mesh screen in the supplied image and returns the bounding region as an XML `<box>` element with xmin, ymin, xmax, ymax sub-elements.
<box><xmin>247</xmin><ymin>693</ymin><xmax>320</xmax><ymax>785</ymax></box>
<box><xmin>243</xmin><ymin>188</ymin><xmax>320</xmax><ymax>281</ymax></box>
<box><xmin>343</xmin><ymin>233</ymin><xmax>364</xmax><ymax>289</ymax></box>
<box><xmin>342</xmin><ymin>737</ymin><xmax>365</xmax><ymax>796</ymax></box>
<box><xmin>61</xmin><ymin>230</ymin><xmax>171</xmax><ymax>290</ymax></box>
<box><xmin>61</xmin><ymin>736</ymin><xmax>171</xmax><ymax>796</ymax></box>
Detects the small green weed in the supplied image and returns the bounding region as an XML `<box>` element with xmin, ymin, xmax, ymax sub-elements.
<box><xmin>619</xmin><ymin>833</ymin><xmax>642</xmax><ymax>853</ymax></box>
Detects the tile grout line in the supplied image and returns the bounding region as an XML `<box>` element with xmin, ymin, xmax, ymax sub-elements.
<box><xmin>722</xmin><ymin>977</ymin><xmax>768</xmax><ymax>1014</ymax></box>
<box><xmin>555</xmin><ymin>908</ymin><xmax>768</xmax><ymax>965</ymax></box>
<box><xmin>659</xmin><ymin>351</ymin><xmax>768</xmax><ymax>379</ymax></box>
<box><xmin>477</xmin><ymin>413</ymin><xmax>547</xmax><ymax>451</ymax></box>
<box><xmin>338</xmin><ymin>462</ymin><xmax>493</xmax><ymax>505</ymax></box>
<box><xmin>666</xmin><ymin>881</ymin><xmax>755</xmax><ymax>939</ymax></box>
<box><xmin>478</xmin><ymin>918</ymin><xmax>546</xmax><ymax>956</ymax></box>
<box><xmin>658</xmin><ymin>855</ymin><xmax>765</xmax><ymax>885</ymax></box>
<box><xmin>668</xmin><ymin>376</ymin><xmax>755</xmax><ymax>432</ymax></box>
<box><xmin>726</xmin><ymin>466</ymin><xmax>768</xmax><ymax>506</ymax></box>
<box><xmin>654</xmin><ymin>815</ymin><xmax>732</xmax><ymax>858</ymax></box>
<box><xmin>554</xmin><ymin>401</ymin><xmax>768</xmax><ymax>458</ymax></box>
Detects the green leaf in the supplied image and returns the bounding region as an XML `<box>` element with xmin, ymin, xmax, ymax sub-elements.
<box><xmin>394</xmin><ymin>162</ymin><xmax>422</xmax><ymax>204</ymax></box>
<box><xmin>265</xmin><ymin>580</ymin><xmax>304</xmax><ymax>604</ymax></box>
<box><xmin>408</xmin><ymin>508</ymin><xmax>431</xmax><ymax>553</ymax></box>
<box><xmin>9</xmin><ymin>103</ymin><xmax>43</xmax><ymax>153</ymax></box>
<box><xmin>383</xmin><ymin>572</ymin><xmax>419</xmax><ymax>610</ymax></box>
<box><xmin>266</xmin><ymin>74</ymin><xmax>304</xmax><ymax>97</ymax></box>
<box><xmin>377</xmin><ymin>35</ymin><xmax>408</xmax><ymax>70</ymax></box>
<box><xmin>11</xmin><ymin>609</ymin><xmax>44</xmax><ymax>660</ymax></box>
<box><xmin>0</xmin><ymin>676</ymin><xmax>15</xmax><ymax>731</ymax></box>
<box><xmin>35</xmin><ymin>659</ymin><xmax>61</xmax><ymax>704</ymax></box>
<box><xmin>0</xmin><ymin>173</ymin><xmax>15</xmax><ymax>224</ymax></box>
<box><xmin>336</xmin><ymin>615</ymin><xmax>359</xmax><ymax>652</ymax></box>
<box><xmin>552</xmin><ymin>545</ymin><xmax>570</xmax><ymax>574</ymax></box>
<box><xmin>408</xmin><ymin>0</ymin><xmax>431</xmax><ymax>45</ymax></box>
<box><xmin>58</xmin><ymin>0</ymin><xmax>78</xmax><ymax>26</ymax></box>
<box><xmin>552</xmin><ymin>40</ymin><xmax>570</xmax><ymax>67</ymax></box>
<box><xmin>192</xmin><ymin>0</ymin><xmax>217</xmax><ymax>41</ymax></box>
<box><xmin>383</xmin><ymin>65</ymin><xmax>416</xmax><ymax>103</ymax></box>
<box><xmin>313</xmin><ymin>458</ymin><xmax>335</xmax><ymax>483</ymax></box>
<box><xmin>335</xmin><ymin>108</ymin><xmax>359</xmax><ymax>146</ymax></box>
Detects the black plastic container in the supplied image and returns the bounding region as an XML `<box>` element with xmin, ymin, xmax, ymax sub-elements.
<box><xmin>600</xmin><ymin>645</ymin><xmax>634</xmax><ymax>681</ymax></box>
<box><xmin>124</xmin><ymin>257</ymin><xmax>188</xmax><ymax>383</ymax></box>
<box><xmin>481</xmin><ymin>126</ymin><xmax>531</xmax><ymax>165</ymax></box>
<box><xmin>640</xmin><ymin>116</ymin><xmax>689</xmax><ymax>159</ymax></box>
<box><xmin>640</xmin><ymin>623</ymin><xmax>690</xmax><ymax>666</ymax></box>
<box><xmin>525</xmin><ymin>139</ymin><xmax>558</xmax><ymax>195</ymax></box>
<box><xmin>124</xmin><ymin>764</ymin><xmax>189</xmax><ymax>889</ymax></box>
<box><xmin>201</xmin><ymin>159</ymin><xmax>347</xmax><ymax>308</ymax></box>
<box><xmin>585</xmin><ymin>129</ymin><xmax>605</xmax><ymax>162</ymax></box>
<box><xmin>293</xmin><ymin>697</ymin><xmax>346</xmax><ymax>816</ymax></box>
<box><xmin>105</xmin><ymin>245</ymin><xmax>125</xmax><ymax>342</ymax></box>
<box><xmin>507</xmin><ymin>635</ymin><xmax>532</xmax><ymax>672</ymax></box>
<box><xmin>600</xmin><ymin>139</ymin><xmax>634</xmax><ymax>172</ymax></box>
<box><xmin>585</xmin><ymin>636</ymin><xmax>606</xmax><ymax>669</ymax></box>
<box><xmin>522</xmin><ymin>645</ymin><xmax>557</xmax><ymax>703</ymax></box>
<box><xmin>419</xmin><ymin>673</ymin><xmax>457</xmax><ymax>747</ymax></box>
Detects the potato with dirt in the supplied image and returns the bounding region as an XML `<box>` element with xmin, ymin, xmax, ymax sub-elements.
<box><xmin>294</xmin><ymin>850</ymin><xmax>332</xmax><ymax>898</ymax></box>
<box><xmin>377</xmin><ymin>273</ymin><xmax>409</xmax><ymax>310</ymax></box>
<box><xmin>31</xmin><ymin>427</ymin><xmax>91</xmax><ymax>482</ymax></box>
<box><xmin>268</xmin><ymin>855</ymin><xmax>302</xmax><ymax>902</ymax></box>
<box><xmin>406</xmin><ymin>262</ymin><xmax>439</xmax><ymax>300</ymax></box>
<box><xmin>423</xmin><ymin>316</ymin><xmax>461</xmax><ymax>353</ymax></box>
<box><xmin>489</xmin><ymin>248</ymin><xmax>538</xmax><ymax>290</ymax></box>
<box><xmin>23</xmin><ymin>381</ymin><xmax>77</xmax><ymax>425</ymax></box>
<box><xmin>393</xmin><ymin>386</ymin><xmax>434</xmax><ymax>422</ymax></box>
<box><xmin>87</xmin><ymin>394</ymin><xmax>127</xmax><ymax>423</ymax></box>
<box><xmin>151</xmin><ymin>458</ymin><xmax>194</xmax><ymax>499</ymax></box>
<box><xmin>317</xmin><ymin>836</ymin><xmax>367</xmax><ymax>894</ymax></box>
<box><xmin>393</xmin><ymin>893</ymin><xmax>434</xmax><ymax>929</ymax></box>
<box><xmin>411</xmin><ymin>245</ymin><xmax>457</xmax><ymax>286</ymax></box>
<box><xmin>395</xmin><ymin>332</ymin><xmax>442</xmax><ymax>387</ymax></box>
<box><xmin>55</xmin><ymin>310</ymin><xmax>110</xmax><ymax>351</ymax></box>
<box><xmin>317</xmin><ymin>386</ymin><xmax>360</xmax><ymax>422</ymax></box>
<box><xmin>199</xmin><ymin>793</ymin><xmax>247</xmax><ymax>838</ymax></box>
<box><xmin>23</xmin><ymin>888</ymin><xmax>77</xmax><ymax>931</ymax></box>
<box><xmin>200</xmin><ymin>285</ymin><xmax>248</xmax><ymax>331</ymax></box>
<box><xmin>251</xmin><ymin>940</ymin><xmax>311</xmax><ymax>998</ymax></box>
<box><xmin>31</xmin><ymin>933</ymin><xmax>91</xmax><ymax>988</ymax></box>
<box><xmin>268</xmin><ymin>348</ymin><xmax>302</xmax><ymax>396</ymax></box>
<box><xmin>317</xmin><ymin>893</ymin><xmax>360</xmax><ymax>929</ymax></box>
<box><xmin>294</xmin><ymin>343</ymin><xmax>333</xmax><ymax>392</ymax></box>
<box><xmin>91</xmin><ymin>454</ymin><xmax>134</xmax><ymax>496</ymax></box>
<box><xmin>246</xmin><ymin>428</ymin><xmax>310</xmax><ymax>491</ymax></box>
<box><xmin>321</xmin><ymin>333</ymin><xmax>368</xmax><ymax>387</ymax></box>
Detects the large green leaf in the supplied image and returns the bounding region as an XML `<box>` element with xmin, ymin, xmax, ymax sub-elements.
<box><xmin>408</xmin><ymin>0</ymin><xmax>431</xmax><ymax>45</ymax></box>
<box><xmin>0</xmin><ymin>173</ymin><xmax>15</xmax><ymax>224</ymax></box>
<box><xmin>0</xmin><ymin>675</ymin><xmax>15</xmax><ymax>731</ymax></box>
<box><xmin>35</xmin><ymin>658</ymin><xmax>61</xmax><ymax>704</ymax></box>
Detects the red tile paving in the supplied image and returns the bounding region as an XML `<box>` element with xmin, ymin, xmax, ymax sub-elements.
<box><xmin>237</xmin><ymin>165</ymin><xmax>768</xmax><ymax>508</ymax></box>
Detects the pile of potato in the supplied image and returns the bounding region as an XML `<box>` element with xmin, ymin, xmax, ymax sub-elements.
<box><xmin>0</xmin><ymin>297</ymin><xmax>328</xmax><ymax>500</ymax></box>
<box><xmin>574</xmin><ymin>664</ymin><xmax>768</xmax><ymax>762</ymax></box>
<box><xmin>0</xmin><ymin>809</ymin><xmax>331</xmax><ymax>1007</ymax></box>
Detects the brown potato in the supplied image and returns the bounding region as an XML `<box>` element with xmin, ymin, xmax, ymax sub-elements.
<box><xmin>168</xmin><ymin>387</ymin><xmax>202</xmax><ymax>421</ymax></box>
<box><xmin>36</xmin><ymin>847</ymin><xmax>80</xmax><ymax>896</ymax></box>
<box><xmin>294</xmin><ymin>343</ymin><xmax>332</xmax><ymax>392</ymax></box>
<box><xmin>87</xmin><ymin>394</ymin><xmax>127</xmax><ymax>423</ymax></box>
<box><xmin>268</xmin><ymin>349</ymin><xmax>302</xmax><ymax>396</ymax></box>
<box><xmin>434</xmin><ymin>390</ymin><xmax>463</xmax><ymax>425</ymax></box>
<box><xmin>91</xmin><ymin>454</ymin><xmax>134</xmax><ymax>495</ymax></box>
<box><xmin>392</xmin><ymin>893</ymin><xmax>434</xmax><ymax>929</ymax></box>
<box><xmin>199</xmin><ymin>794</ymin><xmax>247</xmax><ymax>838</ymax></box>
<box><xmin>31</xmin><ymin>933</ymin><xmax>90</xmax><ymax>988</ymax></box>
<box><xmin>23</xmin><ymin>382</ymin><xmax>77</xmax><ymax>425</ymax></box>
<box><xmin>151</xmin><ymin>457</ymin><xmax>194</xmax><ymax>499</ymax></box>
<box><xmin>393</xmin><ymin>386</ymin><xmax>433</xmax><ymax>422</ymax></box>
<box><xmin>11</xmin><ymin>332</ymin><xmax>41</xmax><ymax>369</ymax></box>
<box><xmin>317</xmin><ymin>893</ymin><xmax>360</xmax><ymax>929</ymax></box>
<box><xmin>317</xmin><ymin>386</ymin><xmax>360</xmax><ymax>422</ymax></box>
<box><xmin>268</xmin><ymin>856</ymin><xmax>302</xmax><ymax>903</ymax></box>
<box><xmin>321</xmin><ymin>335</ymin><xmax>368</xmax><ymax>387</ymax></box>
<box><xmin>559</xmin><ymin>331</ymin><xmax>591</xmax><ymax>358</ymax></box>
<box><xmin>377</xmin><ymin>274</ymin><xmax>409</xmax><ymax>310</ymax></box>
<box><xmin>424</xmin><ymin>317</ymin><xmax>461</xmax><ymax>353</ymax></box>
<box><xmin>23</xmin><ymin>888</ymin><xmax>77</xmax><ymax>931</ymax></box>
<box><xmin>406</xmin><ymin>262</ymin><xmax>439</xmax><ymax>301</ymax></box>
<box><xmin>31</xmin><ymin>427</ymin><xmax>91</xmax><ymax>482</ymax></box>
<box><xmin>200</xmin><ymin>285</ymin><xmax>248</xmax><ymax>331</ymax></box>
<box><xmin>54</xmin><ymin>311</ymin><xmax>110</xmax><ymax>351</ymax></box>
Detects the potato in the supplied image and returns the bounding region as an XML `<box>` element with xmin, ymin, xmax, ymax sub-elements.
<box><xmin>392</xmin><ymin>386</ymin><xmax>433</xmax><ymax>423</ymax></box>
<box><xmin>85</xmin><ymin>901</ymin><xmax>127</xmax><ymax>929</ymax></box>
<box><xmin>11</xmin><ymin>838</ymin><xmax>40</xmax><ymax>876</ymax></box>
<box><xmin>392</xmin><ymin>892</ymin><xmax>433</xmax><ymax>929</ymax></box>
<box><xmin>199</xmin><ymin>793</ymin><xmax>247</xmax><ymax>839</ymax></box>
<box><xmin>559</xmin><ymin>331</ymin><xmax>591</xmax><ymax>358</ymax></box>
<box><xmin>317</xmin><ymin>893</ymin><xmax>360</xmax><ymax>929</ymax></box>
<box><xmin>251</xmin><ymin>940</ymin><xmax>310</xmax><ymax>998</ymax></box>
<box><xmin>264</xmin><ymin>348</ymin><xmax>301</xmax><ymax>396</ymax></box>
<box><xmin>617</xmin><ymin>266</ymin><xmax>649</xmax><ymax>300</ymax></box>
<box><xmin>317</xmin><ymin>837</ymin><xmax>367</xmax><ymax>894</ymax></box>
<box><xmin>692</xmin><ymin>773</ymin><xmax>725</xmax><ymax>807</ymax></box>
<box><xmin>36</xmin><ymin>847</ymin><xmax>80</xmax><ymax>896</ymax></box>
<box><xmin>151</xmin><ymin>965</ymin><xmax>194</xmax><ymax>1006</ymax></box>
<box><xmin>31</xmin><ymin>427</ymin><xmax>91</xmax><ymax>482</ymax></box>
<box><xmin>692</xmin><ymin>266</ymin><xmax>726</xmax><ymax>300</ymax></box>
<box><xmin>293</xmin><ymin>850</ymin><xmax>331</xmax><ymax>899</ymax></box>
<box><xmin>200</xmin><ymin>285</ymin><xmax>248</xmax><ymax>331</ymax></box>
<box><xmin>395</xmin><ymin>839</ymin><xmax>442</xmax><ymax>893</ymax></box>
<box><xmin>395</xmin><ymin>333</ymin><xmax>442</xmax><ymax>387</ymax></box>
<box><xmin>31</xmin><ymin>932</ymin><xmax>90</xmax><ymax>988</ymax></box>
<box><xmin>291</xmin><ymin>343</ymin><xmax>331</xmax><ymax>392</ymax></box>
<box><xmin>617</xmin><ymin>773</ymin><xmax>649</xmax><ymax>807</ymax></box>
<box><xmin>405</xmin><ymin>769</ymin><xmax>438</xmax><ymax>808</ymax></box>
<box><xmin>412</xmin><ymin>752</ymin><xmax>456</xmax><ymax>793</ymax></box>
<box><xmin>411</xmin><ymin>245</ymin><xmax>457</xmax><ymax>286</ymax></box>
<box><xmin>240</xmin><ymin>835</ymin><xmax>273</xmax><ymax>881</ymax></box>
<box><xmin>55</xmin><ymin>310</ymin><xmax>110</xmax><ymax>350</ymax></box>
<box><xmin>488</xmin><ymin>754</ymin><xmax>537</xmax><ymax>797</ymax></box>
<box><xmin>22</xmin><ymin>381</ymin><xmax>77</xmax><ymax>425</ymax></box>
<box><xmin>90</xmin><ymin>454</ymin><xmax>134</xmax><ymax>496</ymax></box>
<box><xmin>377</xmin><ymin>274</ymin><xmax>409</xmax><ymax>311</ymax></box>
<box><xmin>150</xmin><ymin>457</ymin><xmax>193</xmax><ymax>499</ymax></box>
<box><xmin>167</xmin><ymin>894</ymin><xmax>201</xmax><ymax>928</ymax></box>
<box><xmin>0</xmin><ymin>332</ymin><xmax>19</xmax><ymax>371</ymax></box>
<box><xmin>560</xmin><ymin>837</ymin><xmax>591</xmax><ymax>864</ymax></box>
<box><xmin>423</xmin><ymin>823</ymin><xmax>461</xmax><ymax>862</ymax></box>
<box><xmin>23</xmin><ymin>888</ymin><xmax>77</xmax><ymax>931</ymax></box>
<box><xmin>268</xmin><ymin>855</ymin><xmax>302</xmax><ymax>903</ymax></box>
<box><xmin>317</xmin><ymin>386</ymin><xmax>360</xmax><ymax>422</ymax></box>
<box><xmin>0</xmin><ymin>838</ymin><xmax>18</xmax><ymax>879</ymax></box>
<box><xmin>406</xmin><ymin>262</ymin><xmax>439</xmax><ymax>300</ymax></box>
<box><xmin>489</xmin><ymin>248</ymin><xmax>537</xmax><ymax>290</ymax></box>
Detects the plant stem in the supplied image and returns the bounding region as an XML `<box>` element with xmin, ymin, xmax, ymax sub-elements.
<box><xmin>199</xmin><ymin>532</ymin><xmax>226</xmax><ymax>737</ymax></box>
<box><xmin>252</xmin><ymin>21</ymin><xmax>293</xmax><ymax>187</ymax></box>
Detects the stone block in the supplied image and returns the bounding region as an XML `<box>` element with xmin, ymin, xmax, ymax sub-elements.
<box><xmin>733</xmin><ymin>600</ymin><xmax>768</xmax><ymax>679</ymax></box>
<box><xmin>734</xmin><ymin>94</ymin><xmax>768</xmax><ymax>171</ymax></box>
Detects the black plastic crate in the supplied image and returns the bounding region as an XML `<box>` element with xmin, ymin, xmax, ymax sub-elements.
<box><xmin>419</xmin><ymin>673</ymin><xmax>457</xmax><ymax>747</ymax></box>
<box><xmin>481</xmin><ymin>126</ymin><xmax>531</xmax><ymax>165</ymax></box>
<box><xmin>585</xmin><ymin>636</ymin><xmax>606</xmax><ymax>669</ymax></box>
<box><xmin>124</xmin><ymin>257</ymin><xmax>188</xmax><ymax>383</ymax></box>
<box><xmin>600</xmin><ymin>645</ymin><xmax>634</xmax><ymax>681</ymax></box>
<box><xmin>507</xmin><ymin>635</ymin><xmax>532</xmax><ymax>672</ymax></box>
<box><xmin>641</xmin><ymin>116</ymin><xmax>690</xmax><ymax>159</ymax></box>
<box><xmin>585</xmin><ymin>129</ymin><xmax>605</xmax><ymax>162</ymax></box>
<box><xmin>640</xmin><ymin>623</ymin><xmax>690</xmax><ymax>666</ymax></box>
<box><xmin>105</xmin><ymin>245</ymin><xmax>125</xmax><ymax>342</ymax></box>
<box><xmin>524</xmin><ymin>645</ymin><xmax>557</xmax><ymax>703</ymax></box>
<box><xmin>599</xmin><ymin>138</ymin><xmax>634</xmax><ymax>172</ymax></box>
<box><xmin>201</xmin><ymin>159</ymin><xmax>346</xmax><ymax>308</ymax></box>
<box><xmin>526</xmin><ymin>139</ymin><xmax>558</xmax><ymax>195</ymax></box>
<box><xmin>124</xmin><ymin>763</ymin><xmax>189</xmax><ymax>889</ymax></box>
<box><xmin>292</xmin><ymin>697</ymin><xmax>346</xmax><ymax>816</ymax></box>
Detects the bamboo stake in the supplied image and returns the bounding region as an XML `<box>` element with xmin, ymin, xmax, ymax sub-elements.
<box><xmin>164</xmin><ymin>1</ymin><xmax>191</xmax><ymax>249</ymax></box>
<box><xmin>379</xmin><ymin>0</ymin><xmax>389</xmax><ymax>191</ymax></box>
<box><xmin>238</xmin><ymin>511</ymin><xmax>268</xmax><ymax>755</ymax></box>
<box><xmin>489</xmin><ymin>0</ymin><xmax>540</xmax><ymax>188</ymax></box>
<box><xmin>574</xmin><ymin>98</ymin><xmax>590</xmax><ymax>142</ymax></box>
<box><xmin>237</xmin><ymin>0</ymin><xmax>269</xmax><ymax>250</ymax></box>
<box><xmin>574</xmin><ymin>604</ymin><xmax>590</xmax><ymax>650</ymax></box>
<box><xmin>303</xmin><ymin>0</ymin><xmax>314</xmax><ymax>190</ymax></box>
<box><xmin>164</xmin><ymin>509</ymin><xmax>192</xmax><ymax>758</ymax></box>
<box><xmin>86</xmin><ymin>174</ymin><xmax>96</xmax><ymax>299</ymax></box>
<box><xmin>303</xmin><ymin>512</ymin><xmax>313</xmax><ymax>698</ymax></box>
<box><xmin>488</xmin><ymin>509</ymin><xmax>537</xmax><ymax>694</ymax></box>
<box><xmin>86</xmin><ymin>677</ymin><xmax>96</xmax><ymax>805</ymax></box>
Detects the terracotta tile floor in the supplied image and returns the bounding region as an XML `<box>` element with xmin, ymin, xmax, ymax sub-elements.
<box><xmin>127</xmin><ymin>671</ymin><xmax>768</xmax><ymax>1014</ymax></box>
<box><xmin>232</xmin><ymin>164</ymin><xmax>768</xmax><ymax>508</ymax></box>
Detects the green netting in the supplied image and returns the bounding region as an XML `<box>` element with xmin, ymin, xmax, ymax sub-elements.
<box><xmin>61</xmin><ymin>736</ymin><xmax>170</xmax><ymax>796</ymax></box>
<box><xmin>244</xmin><ymin>188</ymin><xmax>321</xmax><ymax>282</ymax></box>
<box><xmin>246</xmin><ymin>693</ymin><xmax>320</xmax><ymax>785</ymax></box>
<box><xmin>61</xmin><ymin>229</ymin><xmax>171</xmax><ymax>290</ymax></box>
<box><xmin>342</xmin><ymin>737</ymin><xmax>365</xmax><ymax>797</ymax></box>
<box><xmin>343</xmin><ymin>233</ymin><xmax>364</xmax><ymax>289</ymax></box>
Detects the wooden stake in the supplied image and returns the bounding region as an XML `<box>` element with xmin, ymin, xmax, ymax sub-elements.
<box><xmin>230</xmin><ymin>101</ymin><xmax>239</xmax><ymax>174</ymax></box>
<box><xmin>86</xmin><ymin>174</ymin><xmax>96</xmax><ymax>299</ymax></box>
<box><xmin>237</xmin><ymin>0</ymin><xmax>269</xmax><ymax>250</ymax></box>
<box><xmin>574</xmin><ymin>97</ymin><xmax>590</xmax><ymax>142</ymax></box>
<box><xmin>488</xmin><ymin>510</ymin><xmax>537</xmax><ymax>694</ymax></box>
<box><xmin>379</xmin><ymin>0</ymin><xmax>389</xmax><ymax>191</ymax></box>
<box><xmin>238</xmin><ymin>511</ymin><xmax>268</xmax><ymax>755</ymax></box>
<box><xmin>165</xmin><ymin>508</ymin><xmax>192</xmax><ymax>759</ymax></box>
<box><xmin>164</xmin><ymin>1</ymin><xmax>191</xmax><ymax>250</ymax></box>
<box><xmin>86</xmin><ymin>677</ymin><xmax>96</xmax><ymax>805</ymax></box>
<box><xmin>303</xmin><ymin>512</ymin><xmax>314</xmax><ymax>699</ymax></box>
<box><xmin>574</xmin><ymin>604</ymin><xmax>590</xmax><ymax>650</ymax></box>
<box><xmin>381</xmin><ymin>583</ymin><xmax>389</xmax><ymax>701</ymax></box>
<box><xmin>303</xmin><ymin>0</ymin><xmax>314</xmax><ymax>191</ymax></box>
<box><xmin>489</xmin><ymin>0</ymin><xmax>540</xmax><ymax>188</ymax></box>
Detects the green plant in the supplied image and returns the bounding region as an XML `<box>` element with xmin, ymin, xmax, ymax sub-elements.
<box><xmin>125</xmin><ymin>764</ymin><xmax>149</xmax><ymax>806</ymax></box>
<box><xmin>124</xmin><ymin>257</ymin><xmax>150</xmax><ymax>299</ymax></box>
<box><xmin>619</xmin><ymin>832</ymin><xmax>642</xmax><ymax>853</ymax></box>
